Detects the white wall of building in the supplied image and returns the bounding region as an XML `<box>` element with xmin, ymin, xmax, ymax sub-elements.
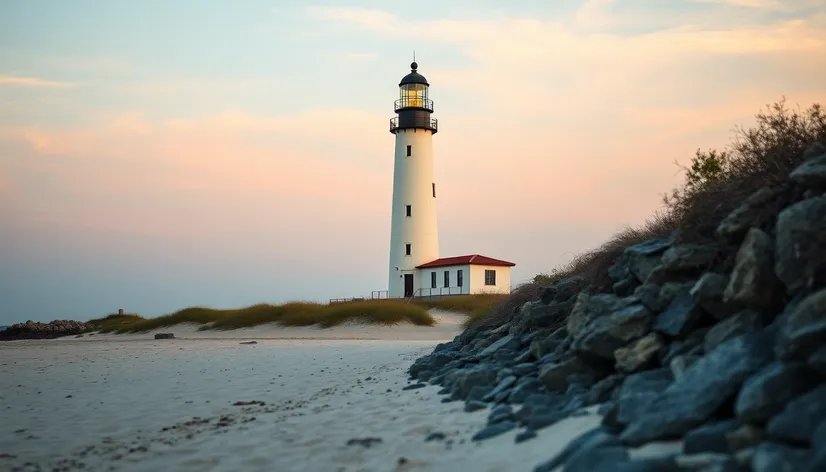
<box><xmin>388</xmin><ymin>128</ymin><xmax>439</xmax><ymax>297</ymax></box>
<box><xmin>414</xmin><ymin>264</ymin><xmax>512</xmax><ymax>296</ymax></box>
<box><xmin>469</xmin><ymin>265</ymin><xmax>512</xmax><ymax>295</ymax></box>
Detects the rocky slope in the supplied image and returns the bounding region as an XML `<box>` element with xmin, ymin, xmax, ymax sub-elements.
<box><xmin>408</xmin><ymin>142</ymin><xmax>826</xmax><ymax>471</ymax></box>
<box><xmin>0</xmin><ymin>320</ymin><xmax>94</xmax><ymax>340</ymax></box>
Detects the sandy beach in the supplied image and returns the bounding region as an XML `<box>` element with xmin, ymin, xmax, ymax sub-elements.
<box><xmin>0</xmin><ymin>312</ymin><xmax>608</xmax><ymax>472</ymax></box>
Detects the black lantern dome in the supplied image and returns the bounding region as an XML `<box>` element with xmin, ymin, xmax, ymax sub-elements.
<box><xmin>390</xmin><ymin>62</ymin><xmax>437</xmax><ymax>134</ymax></box>
<box><xmin>399</xmin><ymin>62</ymin><xmax>429</xmax><ymax>86</ymax></box>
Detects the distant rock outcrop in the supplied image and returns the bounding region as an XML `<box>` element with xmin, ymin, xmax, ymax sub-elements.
<box><xmin>408</xmin><ymin>142</ymin><xmax>826</xmax><ymax>471</ymax></box>
<box><xmin>0</xmin><ymin>320</ymin><xmax>93</xmax><ymax>341</ymax></box>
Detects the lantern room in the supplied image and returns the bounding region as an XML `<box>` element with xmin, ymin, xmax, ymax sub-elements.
<box><xmin>395</xmin><ymin>62</ymin><xmax>433</xmax><ymax>112</ymax></box>
<box><xmin>390</xmin><ymin>61</ymin><xmax>438</xmax><ymax>134</ymax></box>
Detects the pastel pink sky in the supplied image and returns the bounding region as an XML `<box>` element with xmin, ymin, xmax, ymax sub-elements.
<box><xmin>0</xmin><ymin>0</ymin><xmax>824</xmax><ymax>323</ymax></box>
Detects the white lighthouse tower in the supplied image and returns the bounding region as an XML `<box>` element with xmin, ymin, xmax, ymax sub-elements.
<box><xmin>387</xmin><ymin>61</ymin><xmax>440</xmax><ymax>298</ymax></box>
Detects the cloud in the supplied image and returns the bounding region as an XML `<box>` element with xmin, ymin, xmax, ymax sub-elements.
<box><xmin>0</xmin><ymin>75</ymin><xmax>76</xmax><ymax>88</ymax></box>
<box><xmin>691</xmin><ymin>0</ymin><xmax>796</xmax><ymax>9</ymax></box>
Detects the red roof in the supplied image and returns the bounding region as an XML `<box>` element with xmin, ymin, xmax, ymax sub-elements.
<box><xmin>416</xmin><ymin>254</ymin><xmax>516</xmax><ymax>269</ymax></box>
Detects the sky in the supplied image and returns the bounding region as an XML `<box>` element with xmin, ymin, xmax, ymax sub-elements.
<box><xmin>0</xmin><ymin>0</ymin><xmax>824</xmax><ymax>324</ymax></box>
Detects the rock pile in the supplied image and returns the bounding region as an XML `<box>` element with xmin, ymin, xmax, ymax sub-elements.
<box><xmin>0</xmin><ymin>319</ymin><xmax>93</xmax><ymax>340</ymax></box>
<box><xmin>408</xmin><ymin>142</ymin><xmax>826</xmax><ymax>471</ymax></box>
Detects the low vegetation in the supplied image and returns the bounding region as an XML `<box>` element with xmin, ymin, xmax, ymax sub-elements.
<box><xmin>465</xmin><ymin>98</ymin><xmax>825</xmax><ymax>328</ymax></box>
<box><xmin>87</xmin><ymin>300</ymin><xmax>437</xmax><ymax>334</ymax></box>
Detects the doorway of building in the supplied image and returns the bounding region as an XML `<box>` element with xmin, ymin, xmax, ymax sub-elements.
<box><xmin>404</xmin><ymin>274</ymin><xmax>414</xmax><ymax>297</ymax></box>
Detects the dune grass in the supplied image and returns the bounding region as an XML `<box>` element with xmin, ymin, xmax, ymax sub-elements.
<box><xmin>87</xmin><ymin>300</ymin><xmax>439</xmax><ymax>334</ymax></box>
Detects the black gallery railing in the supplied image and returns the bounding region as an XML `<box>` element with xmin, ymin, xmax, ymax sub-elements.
<box><xmin>394</xmin><ymin>97</ymin><xmax>434</xmax><ymax>112</ymax></box>
<box><xmin>389</xmin><ymin>116</ymin><xmax>438</xmax><ymax>133</ymax></box>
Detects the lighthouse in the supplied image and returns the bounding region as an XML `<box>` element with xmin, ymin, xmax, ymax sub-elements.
<box><xmin>387</xmin><ymin>61</ymin><xmax>440</xmax><ymax>298</ymax></box>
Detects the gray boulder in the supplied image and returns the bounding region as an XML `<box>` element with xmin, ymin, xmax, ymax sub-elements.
<box><xmin>790</xmin><ymin>143</ymin><xmax>826</xmax><ymax>187</ymax></box>
<box><xmin>775</xmin><ymin>288</ymin><xmax>826</xmax><ymax>360</ymax></box>
<box><xmin>751</xmin><ymin>441</ymin><xmax>811</xmax><ymax>472</ymax></box>
<box><xmin>661</xmin><ymin>244</ymin><xmax>719</xmax><ymax>273</ymax></box>
<box><xmin>766</xmin><ymin>383</ymin><xmax>826</xmax><ymax>444</ymax></box>
<box><xmin>774</xmin><ymin>196</ymin><xmax>826</xmax><ymax>294</ymax></box>
<box><xmin>615</xmin><ymin>332</ymin><xmax>665</xmax><ymax>373</ymax></box>
<box><xmin>654</xmin><ymin>286</ymin><xmax>706</xmax><ymax>338</ymax></box>
<box><xmin>704</xmin><ymin>310</ymin><xmax>764</xmax><ymax>353</ymax></box>
<box><xmin>690</xmin><ymin>272</ymin><xmax>732</xmax><ymax>319</ymax></box>
<box><xmin>716</xmin><ymin>186</ymin><xmax>784</xmax><ymax>243</ymax></box>
<box><xmin>620</xmin><ymin>332</ymin><xmax>774</xmax><ymax>446</ymax></box>
<box><xmin>735</xmin><ymin>361</ymin><xmax>820</xmax><ymax>423</ymax></box>
<box><xmin>724</xmin><ymin>228</ymin><xmax>783</xmax><ymax>311</ymax></box>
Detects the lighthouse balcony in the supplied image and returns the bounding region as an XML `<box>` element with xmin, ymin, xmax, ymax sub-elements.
<box><xmin>394</xmin><ymin>97</ymin><xmax>434</xmax><ymax>112</ymax></box>
<box><xmin>390</xmin><ymin>116</ymin><xmax>438</xmax><ymax>134</ymax></box>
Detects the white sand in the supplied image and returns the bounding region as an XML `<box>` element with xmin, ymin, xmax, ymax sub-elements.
<box><xmin>0</xmin><ymin>311</ymin><xmax>610</xmax><ymax>472</ymax></box>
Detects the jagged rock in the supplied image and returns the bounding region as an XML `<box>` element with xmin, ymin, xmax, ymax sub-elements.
<box><xmin>571</xmin><ymin>300</ymin><xmax>652</xmax><ymax>360</ymax></box>
<box><xmin>726</xmin><ymin>424</ymin><xmax>765</xmax><ymax>452</ymax></box>
<box><xmin>446</xmin><ymin>365</ymin><xmax>498</xmax><ymax>400</ymax></box>
<box><xmin>654</xmin><ymin>286</ymin><xmax>706</xmax><ymax>338</ymax></box>
<box><xmin>766</xmin><ymin>383</ymin><xmax>826</xmax><ymax>444</ymax></box>
<box><xmin>472</xmin><ymin>421</ymin><xmax>516</xmax><ymax>440</ymax></box>
<box><xmin>615</xmin><ymin>332</ymin><xmax>664</xmax><ymax>373</ymax></box>
<box><xmin>584</xmin><ymin>374</ymin><xmax>624</xmax><ymax>405</ymax></box>
<box><xmin>0</xmin><ymin>319</ymin><xmax>94</xmax><ymax>340</ymax></box>
<box><xmin>676</xmin><ymin>452</ymin><xmax>733</xmax><ymax>470</ymax></box>
<box><xmin>478</xmin><ymin>334</ymin><xmax>519</xmax><ymax>357</ymax></box>
<box><xmin>154</xmin><ymin>333</ymin><xmax>174</xmax><ymax>339</ymax></box>
<box><xmin>626</xmin><ymin>238</ymin><xmax>674</xmax><ymax>283</ymax></box>
<box><xmin>775</xmin><ymin>288</ymin><xmax>826</xmax><ymax>360</ymax></box>
<box><xmin>464</xmin><ymin>400</ymin><xmax>487</xmax><ymax>412</ymax></box>
<box><xmin>467</xmin><ymin>385</ymin><xmax>494</xmax><ymax>402</ymax></box>
<box><xmin>410</xmin><ymin>352</ymin><xmax>459</xmax><ymax>378</ymax></box>
<box><xmin>620</xmin><ymin>332</ymin><xmax>774</xmax><ymax>446</ymax></box>
<box><xmin>540</xmin><ymin>275</ymin><xmax>585</xmax><ymax>304</ymax></box>
<box><xmin>774</xmin><ymin>196</ymin><xmax>826</xmax><ymax>293</ymax></box>
<box><xmin>513</xmin><ymin>301</ymin><xmax>572</xmax><ymax>336</ymax></box>
<box><xmin>509</xmin><ymin>378</ymin><xmax>541</xmax><ymax>403</ymax></box>
<box><xmin>616</xmin><ymin>368</ymin><xmax>673</xmax><ymax>425</ymax></box>
<box><xmin>488</xmin><ymin>403</ymin><xmax>515</xmax><ymax>423</ymax></box>
<box><xmin>683</xmin><ymin>419</ymin><xmax>741</xmax><ymax>454</ymax></box>
<box><xmin>633</xmin><ymin>283</ymin><xmax>663</xmax><ymax>312</ymax></box>
<box><xmin>612</xmin><ymin>276</ymin><xmax>640</xmax><ymax>296</ymax></box>
<box><xmin>704</xmin><ymin>310</ymin><xmax>763</xmax><ymax>353</ymax></box>
<box><xmin>691</xmin><ymin>273</ymin><xmax>731</xmax><ymax>319</ymax></box>
<box><xmin>533</xmin><ymin>427</ymin><xmax>623</xmax><ymax>472</ymax></box>
<box><xmin>482</xmin><ymin>376</ymin><xmax>517</xmax><ymax>402</ymax></box>
<box><xmin>724</xmin><ymin>228</ymin><xmax>783</xmax><ymax>311</ymax></box>
<box><xmin>790</xmin><ymin>145</ymin><xmax>826</xmax><ymax>187</ymax></box>
<box><xmin>669</xmin><ymin>354</ymin><xmax>701</xmax><ymax>380</ymax></box>
<box><xmin>661</xmin><ymin>330</ymin><xmax>705</xmax><ymax>366</ymax></box>
<box><xmin>717</xmin><ymin>186</ymin><xmax>784</xmax><ymax>243</ymax></box>
<box><xmin>568</xmin><ymin>293</ymin><xmax>640</xmax><ymax>340</ymax></box>
<box><xmin>538</xmin><ymin>357</ymin><xmax>590</xmax><ymax>392</ymax></box>
<box><xmin>661</xmin><ymin>244</ymin><xmax>719</xmax><ymax>273</ymax></box>
<box><xmin>529</xmin><ymin>334</ymin><xmax>561</xmax><ymax>360</ymax></box>
<box><xmin>751</xmin><ymin>441</ymin><xmax>811</xmax><ymax>472</ymax></box>
<box><xmin>659</xmin><ymin>281</ymin><xmax>696</xmax><ymax>310</ymax></box>
<box><xmin>735</xmin><ymin>361</ymin><xmax>820</xmax><ymax>423</ymax></box>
